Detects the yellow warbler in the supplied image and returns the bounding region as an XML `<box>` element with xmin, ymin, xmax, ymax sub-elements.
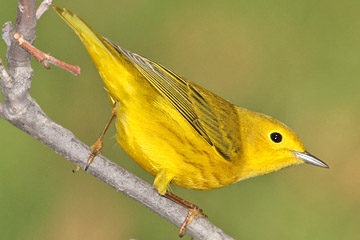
<box><xmin>53</xmin><ymin>6</ymin><xmax>328</xmax><ymax>237</ymax></box>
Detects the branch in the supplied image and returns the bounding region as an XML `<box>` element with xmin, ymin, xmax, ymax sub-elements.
<box><xmin>0</xmin><ymin>1</ymin><xmax>234</xmax><ymax>239</ymax></box>
<box><xmin>7</xmin><ymin>0</ymin><xmax>37</xmax><ymax>70</ymax></box>
<box><xmin>14</xmin><ymin>33</ymin><xmax>80</xmax><ymax>75</ymax></box>
<box><xmin>36</xmin><ymin>0</ymin><xmax>52</xmax><ymax>20</ymax></box>
<box><xmin>0</xmin><ymin>102</ymin><xmax>4</xmax><ymax>118</ymax></box>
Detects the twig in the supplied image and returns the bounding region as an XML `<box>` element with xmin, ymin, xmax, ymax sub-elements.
<box><xmin>13</xmin><ymin>33</ymin><xmax>80</xmax><ymax>75</ymax></box>
<box><xmin>36</xmin><ymin>0</ymin><xmax>53</xmax><ymax>20</ymax></box>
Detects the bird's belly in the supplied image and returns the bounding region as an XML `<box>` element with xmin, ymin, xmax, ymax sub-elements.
<box><xmin>114</xmin><ymin>91</ymin><xmax>238</xmax><ymax>190</ymax></box>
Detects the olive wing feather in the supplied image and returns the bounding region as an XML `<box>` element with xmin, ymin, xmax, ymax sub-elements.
<box><xmin>104</xmin><ymin>38</ymin><xmax>241</xmax><ymax>161</ymax></box>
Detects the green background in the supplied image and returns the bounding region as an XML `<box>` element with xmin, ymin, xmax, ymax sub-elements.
<box><xmin>1</xmin><ymin>0</ymin><xmax>359</xmax><ymax>239</ymax></box>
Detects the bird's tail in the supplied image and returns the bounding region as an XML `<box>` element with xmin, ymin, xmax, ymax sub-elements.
<box><xmin>53</xmin><ymin>5</ymin><xmax>138</xmax><ymax>100</ymax></box>
<box><xmin>53</xmin><ymin>6</ymin><xmax>107</xmax><ymax>52</ymax></box>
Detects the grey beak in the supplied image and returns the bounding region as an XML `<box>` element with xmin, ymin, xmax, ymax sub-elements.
<box><xmin>293</xmin><ymin>151</ymin><xmax>329</xmax><ymax>168</ymax></box>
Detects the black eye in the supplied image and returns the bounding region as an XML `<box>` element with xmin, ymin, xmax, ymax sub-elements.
<box><xmin>270</xmin><ymin>132</ymin><xmax>283</xmax><ymax>143</ymax></box>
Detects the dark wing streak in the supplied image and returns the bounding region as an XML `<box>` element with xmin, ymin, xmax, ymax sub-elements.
<box><xmin>113</xmin><ymin>45</ymin><xmax>214</xmax><ymax>145</ymax></box>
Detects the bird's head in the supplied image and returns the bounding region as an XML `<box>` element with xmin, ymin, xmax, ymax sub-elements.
<box><xmin>237</xmin><ymin>108</ymin><xmax>328</xmax><ymax>180</ymax></box>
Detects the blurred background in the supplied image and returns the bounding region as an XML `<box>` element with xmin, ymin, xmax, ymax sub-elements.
<box><xmin>1</xmin><ymin>0</ymin><xmax>359</xmax><ymax>239</ymax></box>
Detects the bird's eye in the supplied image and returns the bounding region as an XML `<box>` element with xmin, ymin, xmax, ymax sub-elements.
<box><xmin>270</xmin><ymin>132</ymin><xmax>283</xmax><ymax>143</ymax></box>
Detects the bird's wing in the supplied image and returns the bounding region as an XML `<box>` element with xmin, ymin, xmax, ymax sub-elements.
<box><xmin>104</xmin><ymin>38</ymin><xmax>241</xmax><ymax>161</ymax></box>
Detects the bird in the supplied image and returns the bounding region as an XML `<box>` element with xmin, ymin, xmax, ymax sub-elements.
<box><xmin>53</xmin><ymin>6</ymin><xmax>328</xmax><ymax>237</ymax></box>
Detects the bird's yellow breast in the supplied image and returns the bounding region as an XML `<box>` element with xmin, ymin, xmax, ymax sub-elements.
<box><xmin>113</xmin><ymin>74</ymin><xmax>241</xmax><ymax>190</ymax></box>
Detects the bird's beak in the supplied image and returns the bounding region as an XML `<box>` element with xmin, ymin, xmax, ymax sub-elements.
<box><xmin>293</xmin><ymin>151</ymin><xmax>329</xmax><ymax>168</ymax></box>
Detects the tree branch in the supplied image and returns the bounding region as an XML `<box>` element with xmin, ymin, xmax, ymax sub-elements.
<box><xmin>7</xmin><ymin>0</ymin><xmax>37</xmax><ymax>70</ymax></box>
<box><xmin>0</xmin><ymin>1</ymin><xmax>234</xmax><ymax>239</ymax></box>
<box><xmin>13</xmin><ymin>33</ymin><xmax>80</xmax><ymax>75</ymax></box>
<box><xmin>0</xmin><ymin>102</ymin><xmax>4</xmax><ymax>118</ymax></box>
<box><xmin>36</xmin><ymin>0</ymin><xmax>52</xmax><ymax>20</ymax></box>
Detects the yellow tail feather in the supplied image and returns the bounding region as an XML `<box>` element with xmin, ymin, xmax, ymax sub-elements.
<box><xmin>53</xmin><ymin>5</ymin><xmax>138</xmax><ymax>100</ymax></box>
<box><xmin>53</xmin><ymin>5</ymin><xmax>104</xmax><ymax>48</ymax></box>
